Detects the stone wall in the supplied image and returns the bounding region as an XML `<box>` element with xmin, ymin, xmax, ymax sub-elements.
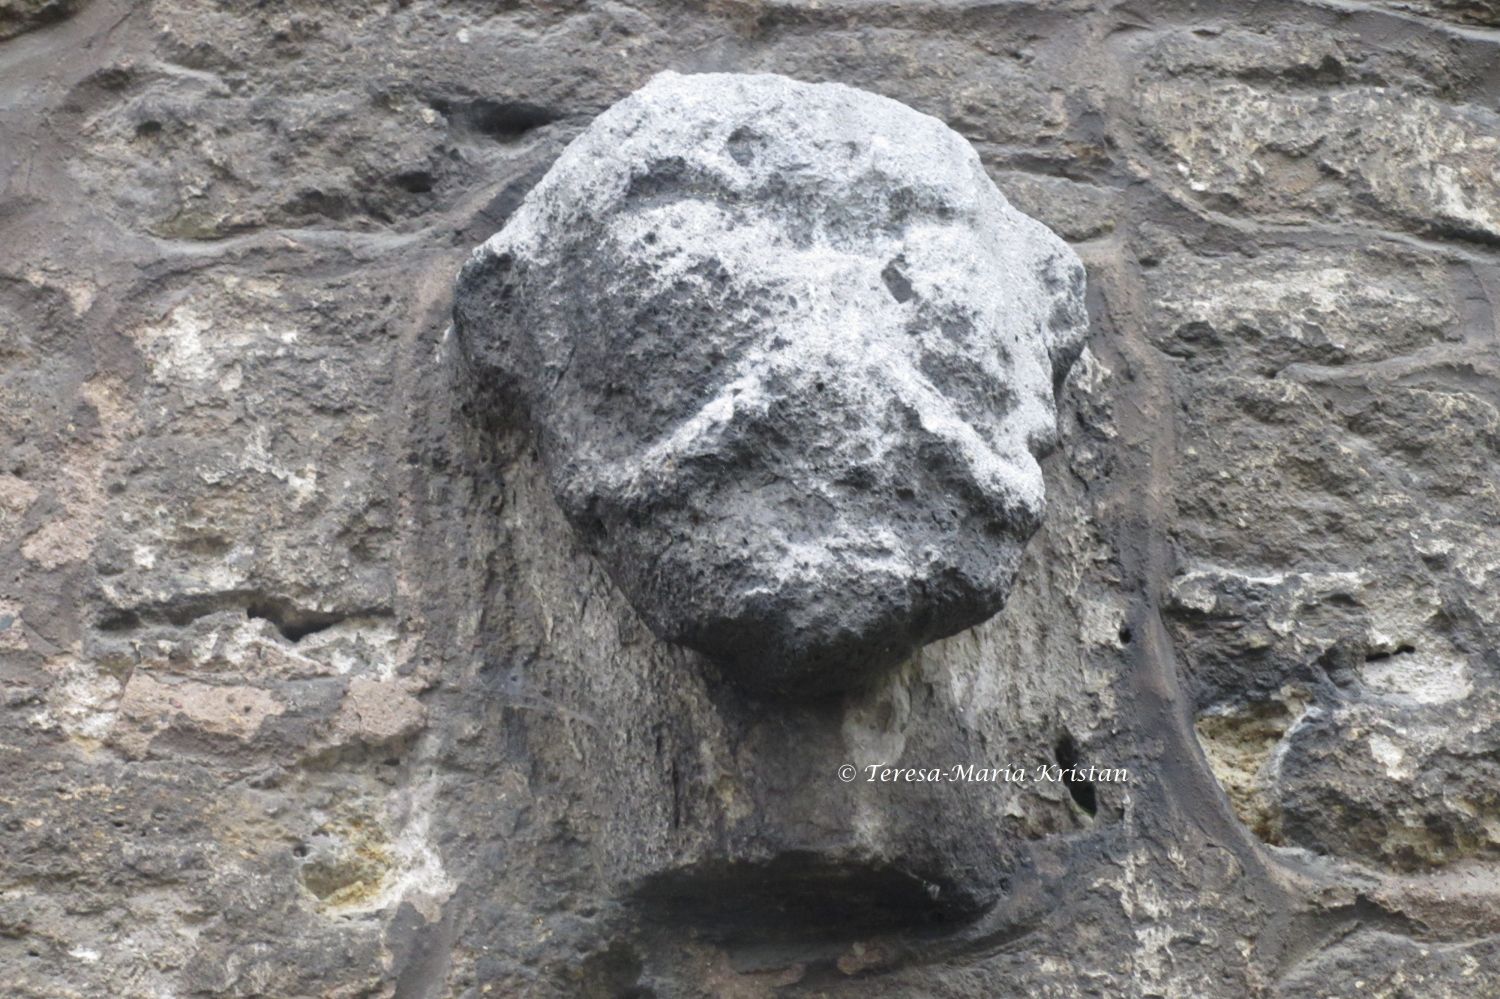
<box><xmin>2</xmin><ymin>1</ymin><xmax>1498</xmax><ymax>996</ymax></box>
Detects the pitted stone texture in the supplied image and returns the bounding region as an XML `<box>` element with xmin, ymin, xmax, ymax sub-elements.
<box><xmin>454</xmin><ymin>71</ymin><xmax>1087</xmax><ymax>694</ymax></box>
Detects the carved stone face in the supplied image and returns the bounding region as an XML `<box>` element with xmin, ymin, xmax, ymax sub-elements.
<box><xmin>455</xmin><ymin>72</ymin><xmax>1087</xmax><ymax>695</ymax></box>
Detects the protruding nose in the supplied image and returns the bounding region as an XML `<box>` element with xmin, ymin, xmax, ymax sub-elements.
<box><xmin>877</xmin><ymin>359</ymin><xmax>1046</xmax><ymax>539</ymax></box>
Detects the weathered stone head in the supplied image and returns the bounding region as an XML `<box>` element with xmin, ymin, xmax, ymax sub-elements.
<box><xmin>455</xmin><ymin>71</ymin><xmax>1087</xmax><ymax>695</ymax></box>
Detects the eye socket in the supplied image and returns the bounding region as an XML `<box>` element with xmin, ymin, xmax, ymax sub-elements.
<box><xmin>881</xmin><ymin>259</ymin><xmax>915</xmax><ymax>303</ymax></box>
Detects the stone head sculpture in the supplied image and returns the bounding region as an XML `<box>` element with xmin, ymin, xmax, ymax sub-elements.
<box><xmin>454</xmin><ymin>71</ymin><xmax>1087</xmax><ymax>696</ymax></box>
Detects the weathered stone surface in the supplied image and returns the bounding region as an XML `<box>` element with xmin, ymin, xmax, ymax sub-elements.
<box><xmin>1140</xmin><ymin>234</ymin><xmax>1459</xmax><ymax>375</ymax></box>
<box><xmin>6</xmin><ymin>0</ymin><xmax>1500</xmax><ymax>995</ymax></box>
<box><xmin>1167</xmin><ymin>354</ymin><xmax>1500</xmax><ymax>868</ymax></box>
<box><xmin>455</xmin><ymin>71</ymin><xmax>1087</xmax><ymax>694</ymax></box>
<box><xmin>1134</xmin><ymin>30</ymin><xmax>1500</xmax><ymax>244</ymax></box>
<box><xmin>1280</xmin><ymin>931</ymin><xmax>1500</xmax><ymax>997</ymax></box>
<box><xmin>0</xmin><ymin>0</ymin><xmax>79</xmax><ymax>41</ymax></box>
<box><xmin>1379</xmin><ymin>0</ymin><xmax>1500</xmax><ymax>26</ymax></box>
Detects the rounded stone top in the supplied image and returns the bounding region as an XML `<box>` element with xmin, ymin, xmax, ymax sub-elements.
<box><xmin>455</xmin><ymin>71</ymin><xmax>1088</xmax><ymax>696</ymax></box>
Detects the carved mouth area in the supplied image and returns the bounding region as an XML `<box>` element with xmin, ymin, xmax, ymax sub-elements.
<box><xmin>630</xmin><ymin>851</ymin><xmax>985</xmax><ymax>944</ymax></box>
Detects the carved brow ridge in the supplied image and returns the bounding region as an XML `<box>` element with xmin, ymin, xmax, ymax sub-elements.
<box><xmin>585</xmin><ymin>327</ymin><xmax>1037</xmax><ymax>514</ymax></box>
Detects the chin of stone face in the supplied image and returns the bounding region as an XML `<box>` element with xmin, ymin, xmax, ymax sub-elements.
<box><xmin>455</xmin><ymin>70</ymin><xmax>1087</xmax><ymax>695</ymax></box>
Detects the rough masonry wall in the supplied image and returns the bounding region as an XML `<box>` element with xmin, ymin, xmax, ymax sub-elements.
<box><xmin>1</xmin><ymin>2</ymin><xmax>1498</xmax><ymax>997</ymax></box>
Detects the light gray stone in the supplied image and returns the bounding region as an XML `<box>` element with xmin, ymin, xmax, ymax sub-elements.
<box><xmin>454</xmin><ymin>71</ymin><xmax>1087</xmax><ymax>694</ymax></box>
